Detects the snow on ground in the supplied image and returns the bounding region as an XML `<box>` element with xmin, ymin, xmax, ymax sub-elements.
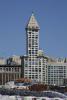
<box><xmin>0</xmin><ymin>95</ymin><xmax>66</xmax><ymax>100</ymax></box>
<box><xmin>0</xmin><ymin>95</ymin><xmax>23</xmax><ymax>100</ymax></box>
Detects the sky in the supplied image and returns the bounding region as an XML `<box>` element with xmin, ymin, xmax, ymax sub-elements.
<box><xmin>0</xmin><ymin>0</ymin><xmax>67</xmax><ymax>58</ymax></box>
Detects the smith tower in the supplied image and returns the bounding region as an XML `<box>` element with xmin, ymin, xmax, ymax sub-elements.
<box><xmin>24</xmin><ymin>13</ymin><xmax>47</xmax><ymax>83</ymax></box>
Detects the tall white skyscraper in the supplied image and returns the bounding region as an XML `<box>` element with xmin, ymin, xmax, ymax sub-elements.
<box><xmin>24</xmin><ymin>13</ymin><xmax>47</xmax><ymax>83</ymax></box>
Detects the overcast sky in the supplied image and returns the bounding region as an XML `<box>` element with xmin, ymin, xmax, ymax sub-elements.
<box><xmin>0</xmin><ymin>0</ymin><xmax>67</xmax><ymax>58</ymax></box>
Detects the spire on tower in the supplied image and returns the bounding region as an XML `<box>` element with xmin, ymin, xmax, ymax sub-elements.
<box><xmin>26</xmin><ymin>13</ymin><xmax>40</xmax><ymax>29</ymax></box>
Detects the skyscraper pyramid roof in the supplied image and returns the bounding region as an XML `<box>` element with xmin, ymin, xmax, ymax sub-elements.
<box><xmin>26</xmin><ymin>13</ymin><xmax>40</xmax><ymax>29</ymax></box>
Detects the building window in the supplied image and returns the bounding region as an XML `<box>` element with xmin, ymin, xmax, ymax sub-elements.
<box><xmin>9</xmin><ymin>67</ymin><xmax>11</xmax><ymax>71</ymax></box>
<box><xmin>29</xmin><ymin>32</ymin><xmax>31</xmax><ymax>34</ymax></box>
<box><xmin>6</xmin><ymin>68</ymin><xmax>8</xmax><ymax>71</ymax></box>
<box><xmin>29</xmin><ymin>50</ymin><xmax>31</xmax><ymax>54</ymax></box>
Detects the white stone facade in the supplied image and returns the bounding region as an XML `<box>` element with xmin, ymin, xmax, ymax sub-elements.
<box><xmin>47</xmin><ymin>58</ymin><xmax>67</xmax><ymax>86</ymax></box>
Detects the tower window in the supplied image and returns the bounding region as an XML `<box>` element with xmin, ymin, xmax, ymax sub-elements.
<box><xmin>29</xmin><ymin>32</ymin><xmax>31</xmax><ymax>34</ymax></box>
<box><xmin>29</xmin><ymin>50</ymin><xmax>31</xmax><ymax>54</ymax></box>
<box><xmin>32</xmin><ymin>29</ymin><xmax>35</xmax><ymax>31</ymax></box>
<box><xmin>35</xmin><ymin>29</ymin><xmax>38</xmax><ymax>32</ymax></box>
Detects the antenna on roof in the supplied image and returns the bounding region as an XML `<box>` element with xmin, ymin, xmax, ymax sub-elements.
<box><xmin>32</xmin><ymin>11</ymin><xmax>35</xmax><ymax>15</ymax></box>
